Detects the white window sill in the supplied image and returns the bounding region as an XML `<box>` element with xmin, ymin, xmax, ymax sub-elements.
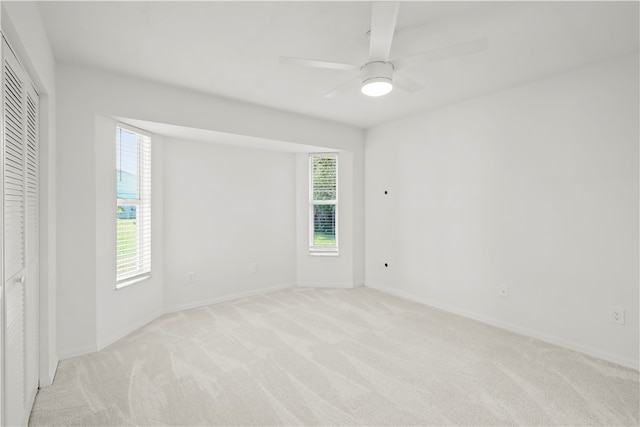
<box><xmin>116</xmin><ymin>274</ymin><xmax>151</xmax><ymax>290</ymax></box>
<box><xmin>309</xmin><ymin>250</ymin><xmax>339</xmax><ymax>257</ymax></box>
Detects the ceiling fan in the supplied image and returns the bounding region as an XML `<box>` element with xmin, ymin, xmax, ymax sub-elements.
<box><xmin>280</xmin><ymin>2</ymin><xmax>488</xmax><ymax>98</ymax></box>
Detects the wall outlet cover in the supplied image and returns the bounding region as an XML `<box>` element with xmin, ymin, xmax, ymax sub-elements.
<box><xmin>610</xmin><ymin>307</ymin><xmax>625</xmax><ymax>325</ymax></box>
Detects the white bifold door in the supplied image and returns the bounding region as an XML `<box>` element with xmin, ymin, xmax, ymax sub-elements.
<box><xmin>2</xmin><ymin>35</ymin><xmax>40</xmax><ymax>427</ymax></box>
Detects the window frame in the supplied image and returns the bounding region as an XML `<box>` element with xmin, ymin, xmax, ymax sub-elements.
<box><xmin>309</xmin><ymin>153</ymin><xmax>339</xmax><ymax>256</ymax></box>
<box><xmin>116</xmin><ymin>122</ymin><xmax>152</xmax><ymax>288</ymax></box>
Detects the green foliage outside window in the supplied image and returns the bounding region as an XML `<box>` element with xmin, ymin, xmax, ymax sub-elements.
<box><xmin>311</xmin><ymin>155</ymin><xmax>337</xmax><ymax>249</ymax></box>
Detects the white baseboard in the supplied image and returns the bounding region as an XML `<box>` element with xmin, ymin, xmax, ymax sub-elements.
<box><xmin>39</xmin><ymin>375</ymin><xmax>53</xmax><ymax>388</ymax></box>
<box><xmin>163</xmin><ymin>283</ymin><xmax>295</xmax><ymax>313</ymax></box>
<box><xmin>39</xmin><ymin>359</ymin><xmax>59</xmax><ymax>387</ymax></box>
<box><xmin>59</xmin><ymin>284</ymin><xmax>296</xmax><ymax>361</ymax></box>
<box><xmin>366</xmin><ymin>283</ymin><xmax>639</xmax><ymax>371</ymax></box>
<box><xmin>96</xmin><ymin>309</ymin><xmax>164</xmax><ymax>352</ymax></box>
<box><xmin>57</xmin><ymin>343</ymin><xmax>98</xmax><ymax>361</ymax></box>
<box><xmin>296</xmin><ymin>282</ymin><xmax>358</xmax><ymax>288</ymax></box>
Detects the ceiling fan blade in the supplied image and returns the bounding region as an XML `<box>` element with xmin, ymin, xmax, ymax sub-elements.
<box><xmin>392</xmin><ymin>38</ymin><xmax>488</xmax><ymax>70</ymax></box>
<box><xmin>393</xmin><ymin>72</ymin><xmax>423</xmax><ymax>93</ymax></box>
<box><xmin>324</xmin><ymin>78</ymin><xmax>359</xmax><ymax>98</ymax></box>
<box><xmin>279</xmin><ymin>56</ymin><xmax>359</xmax><ymax>71</ymax></box>
<box><xmin>369</xmin><ymin>2</ymin><xmax>399</xmax><ymax>62</ymax></box>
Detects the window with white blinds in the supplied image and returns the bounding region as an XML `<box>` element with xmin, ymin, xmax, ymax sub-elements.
<box><xmin>116</xmin><ymin>124</ymin><xmax>151</xmax><ymax>287</ymax></box>
<box><xmin>309</xmin><ymin>153</ymin><xmax>338</xmax><ymax>255</ymax></box>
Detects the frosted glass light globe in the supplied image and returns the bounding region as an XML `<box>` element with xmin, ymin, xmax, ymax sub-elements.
<box><xmin>361</xmin><ymin>79</ymin><xmax>393</xmax><ymax>97</ymax></box>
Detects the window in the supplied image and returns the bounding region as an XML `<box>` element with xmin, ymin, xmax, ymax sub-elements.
<box><xmin>116</xmin><ymin>124</ymin><xmax>151</xmax><ymax>287</ymax></box>
<box><xmin>309</xmin><ymin>153</ymin><xmax>338</xmax><ymax>255</ymax></box>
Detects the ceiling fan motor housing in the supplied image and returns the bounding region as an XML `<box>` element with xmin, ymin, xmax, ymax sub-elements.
<box><xmin>361</xmin><ymin>61</ymin><xmax>395</xmax><ymax>85</ymax></box>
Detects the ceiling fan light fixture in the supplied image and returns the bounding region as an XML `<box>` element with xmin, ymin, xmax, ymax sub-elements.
<box><xmin>360</xmin><ymin>61</ymin><xmax>395</xmax><ymax>97</ymax></box>
<box><xmin>361</xmin><ymin>78</ymin><xmax>393</xmax><ymax>97</ymax></box>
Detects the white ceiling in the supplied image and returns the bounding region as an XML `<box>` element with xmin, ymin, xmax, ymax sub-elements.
<box><xmin>37</xmin><ymin>1</ymin><xmax>639</xmax><ymax>129</ymax></box>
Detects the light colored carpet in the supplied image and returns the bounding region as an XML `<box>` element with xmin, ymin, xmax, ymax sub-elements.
<box><xmin>29</xmin><ymin>287</ymin><xmax>638</xmax><ymax>426</ymax></box>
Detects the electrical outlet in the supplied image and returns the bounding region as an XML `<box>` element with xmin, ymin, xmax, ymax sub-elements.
<box><xmin>611</xmin><ymin>307</ymin><xmax>625</xmax><ymax>325</ymax></box>
<box><xmin>249</xmin><ymin>263</ymin><xmax>258</xmax><ymax>274</ymax></box>
<box><xmin>499</xmin><ymin>286</ymin><xmax>509</xmax><ymax>298</ymax></box>
<box><xmin>187</xmin><ymin>272</ymin><xmax>196</xmax><ymax>284</ymax></box>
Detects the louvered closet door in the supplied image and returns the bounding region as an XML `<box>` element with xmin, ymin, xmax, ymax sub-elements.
<box><xmin>25</xmin><ymin>81</ymin><xmax>39</xmax><ymax>414</ymax></box>
<box><xmin>2</xmin><ymin>36</ymin><xmax>39</xmax><ymax>427</ymax></box>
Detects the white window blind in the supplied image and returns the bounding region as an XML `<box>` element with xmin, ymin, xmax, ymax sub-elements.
<box><xmin>116</xmin><ymin>124</ymin><xmax>151</xmax><ymax>286</ymax></box>
<box><xmin>309</xmin><ymin>153</ymin><xmax>338</xmax><ymax>255</ymax></box>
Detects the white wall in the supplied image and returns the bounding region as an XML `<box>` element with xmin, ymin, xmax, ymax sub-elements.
<box><xmin>55</xmin><ymin>68</ymin><xmax>97</xmax><ymax>358</ymax></box>
<box><xmin>163</xmin><ymin>139</ymin><xmax>296</xmax><ymax>311</ymax></box>
<box><xmin>296</xmin><ymin>151</ymin><xmax>361</xmax><ymax>287</ymax></box>
<box><xmin>365</xmin><ymin>53</ymin><xmax>639</xmax><ymax>369</ymax></box>
<box><xmin>94</xmin><ymin>117</ymin><xmax>164</xmax><ymax>350</ymax></box>
<box><xmin>56</xmin><ymin>64</ymin><xmax>363</xmax><ymax>358</ymax></box>
<box><xmin>1</xmin><ymin>1</ymin><xmax>58</xmax><ymax>385</ymax></box>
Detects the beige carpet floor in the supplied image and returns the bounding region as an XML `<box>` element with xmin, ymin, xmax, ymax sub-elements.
<box><xmin>29</xmin><ymin>287</ymin><xmax>638</xmax><ymax>426</ymax></box>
